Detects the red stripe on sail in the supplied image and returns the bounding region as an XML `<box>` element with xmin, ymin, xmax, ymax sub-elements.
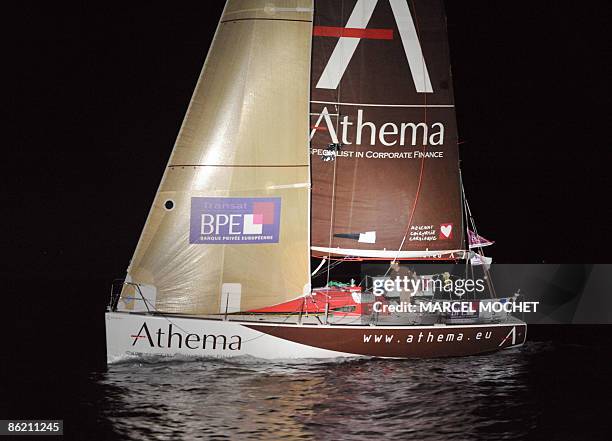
<box><xmin>313</xmin><ymin>26</ymin><xmax>393</xmax><ymax>40</ymax></box>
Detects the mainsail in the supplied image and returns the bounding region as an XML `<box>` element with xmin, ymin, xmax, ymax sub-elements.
<box><xmin>121</xmin><ymin>1</ymin><xmax>314</xmax><ymax>314</ymax></box>
<box><xmin>310</xmin><ymin>0</ymin><xmax>465</xmax><ymax>259</ymax></box>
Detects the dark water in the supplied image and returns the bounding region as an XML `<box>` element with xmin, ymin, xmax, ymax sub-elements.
<box><xmin>69</xmin><ymin>341</ymin><xmax>608</xmax><ymax>441</ymax></box>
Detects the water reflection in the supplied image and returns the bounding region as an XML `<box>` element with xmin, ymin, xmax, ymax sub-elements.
<box><xmin>79</xmin><ymin>347</ymin><xmax>544</xmax><ymax>441</ymax></box>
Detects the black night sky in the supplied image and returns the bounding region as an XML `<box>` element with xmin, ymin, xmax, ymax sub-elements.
<box><xmin>3</xmin><ymin>3</ymin><xmax>610</xmax><ymax>315</ymax></box>
<box><xmin>7</xmin><ymin>1</ymin><xmax>610</xmax><ymax>287</ymax></box>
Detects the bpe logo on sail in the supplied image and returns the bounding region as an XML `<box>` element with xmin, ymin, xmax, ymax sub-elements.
<box><xmin>189</xmin><ymin>197</ymin><xmax>281</xmax><ymax>244</ymax></box>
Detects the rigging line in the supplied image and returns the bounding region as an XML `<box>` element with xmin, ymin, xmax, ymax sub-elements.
<box><xmin>386</xmin><ymin>3</ymin><xmax>428</xmax><ymax>271</ymax></box>
<box><xmin>124</xmin><ymin>282</ymin><xmax>303</xmax><ymax>345</ymax></box>
<box><xmin>390</xmin><ymin>148</ymin><xmax>425</xmax><ymax>265</ymax></box>
<box><xmin>320</xmin><ymin>258</ymin><xmax>341</xmax><ymax>274</ymax></box>
<box><xmin>460</xmin><ymin>170</ymin><xmax>471</xmax><ymax>283</ymax></box>
<box><xmin>325</xmin><ymin>127</ymin><xmax>339</xmax><ymax>289</ymax></box>
<box><xmin>459</xmin><ymin>168</ymin><xmax>467</xmax><ymax>253</ymax></box>
<box><xmin>463</xmin><ymin>188</ymin><xmax>497</xmax><ymax>298</ymax></box>
<box><xmin>126</xmin><ymin>287</ymin><xmax>199</xmax><ymax>337</ymax></box>
<box><xmin>314</xmin><ymin>258</ymin><xmax>347</xmax><ymax>278</ymax></box>
<box><xmin>325</xmin><ymin>0</ymin><xmax>345</xmax><ymax>291</ymax></box>
<box><xmin>326</xmin><ymin>141</ymin><xmax>339</xmax><ymax>267</ymax></box>
<box><xmin>462</xmin><ymin>174</ymin><xmax>480</xmax><ymax>297</ymax></box>
<box><xmin>122</xmin><ymin>287</ymin><xmax>276</xmax><ymax>341</ymax></box>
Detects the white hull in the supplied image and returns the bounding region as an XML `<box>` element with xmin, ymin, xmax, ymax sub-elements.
<box><xmin>106</xmin><ymin>312</ymin><xmax>527</xmax><ymax>363</ymax></box>
<box><xmin>105</xmin><ymin>312</ymin><xmax>354</xmax><ymax>363</ymax></box>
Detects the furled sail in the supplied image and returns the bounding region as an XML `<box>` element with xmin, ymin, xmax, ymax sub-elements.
<box><xmin>310</xmin><ymin>0</ymin><xmax>464</xmax><ymax>259</ymax></box>
<box><xmin>121</xmin><ymin>1</ymin><xmax>314</xmax><ymax>314</ymax></box>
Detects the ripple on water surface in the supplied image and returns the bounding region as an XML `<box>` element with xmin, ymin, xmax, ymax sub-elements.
<box><xmin>80</xmin><ymin>342</ymin><xmax>607</xmax><ymax>441</ymax></box>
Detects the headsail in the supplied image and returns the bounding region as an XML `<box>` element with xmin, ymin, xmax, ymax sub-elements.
<box><xmin>121</xmin><ymin>1</ymin><xmax>314</xmax><ymax>314</ymax></box>
<box><xmin>310</xmin><ymin>0</ymin><xmax>464</xmax><ymax>259</ymax></box>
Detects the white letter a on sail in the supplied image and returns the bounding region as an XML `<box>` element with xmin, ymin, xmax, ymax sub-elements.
<box><xmin>316</xmin><ymin>0</ymin><xmax>433</xmax><ymax>93</ymax></box>
<box><xmin>310</xmin><ymin>107</ymin><xmax>339</xmax><ymax>143</ymax></box>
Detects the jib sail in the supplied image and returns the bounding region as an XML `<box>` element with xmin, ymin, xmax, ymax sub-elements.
<box><xmin>120</xmin><ymin>1</ymin><xmax>314</xmax><ymax>314</ymax></box>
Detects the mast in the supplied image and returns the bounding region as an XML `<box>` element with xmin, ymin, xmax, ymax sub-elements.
<box><xmin>121</xmin><ymin>1</ymin><xmax>314</xmax><ymax>314</ymax></box>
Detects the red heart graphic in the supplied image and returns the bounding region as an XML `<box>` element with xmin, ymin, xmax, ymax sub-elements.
<box><xmin>439</xmin><ymin>223</ymin><xmax>453</xmax><ymax>239</ymax></box>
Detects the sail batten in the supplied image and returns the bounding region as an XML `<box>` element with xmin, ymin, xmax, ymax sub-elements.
<box><xmin>311</xmin><ymin>100</ymin><xmax>455</xmax><ymax>108</ymax></box>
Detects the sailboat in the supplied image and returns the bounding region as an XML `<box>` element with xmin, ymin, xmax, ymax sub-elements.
<box><xmin>105</xmin><ymin>0</ymin><xmax>526</xmax><ymax>362</ymax></box>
